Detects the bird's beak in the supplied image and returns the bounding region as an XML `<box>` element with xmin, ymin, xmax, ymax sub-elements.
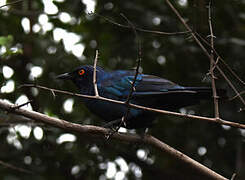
<box><xmin>56</xmin><ymin>72</ymin><xmax>72</xmax><ymax>80</ymax></box>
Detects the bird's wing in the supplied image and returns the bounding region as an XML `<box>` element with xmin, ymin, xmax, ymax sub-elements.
<box><xmin>99</xmin><ymin>72</ymin><xmax>191</xmax><ymax>97</ymax></box>
<box><xmin>99</xmin><ymin>72</ymin><xmax>215</xmax><ymax>110</ymax></box>
<box><xmin>134</xmin><ymin>74</ymin><xmax>182</xmax><ymax>93</ymax></box>
<box><xmin>99</xmin><ymin>70</ymin><xmax>142</xmax><ymax>97</ymax></box>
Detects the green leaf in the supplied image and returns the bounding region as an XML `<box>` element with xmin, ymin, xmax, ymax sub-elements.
<box><xmin>0</xmin><ymin>35</ymin><xmax>14</xmax><ymax>46</ymax></box>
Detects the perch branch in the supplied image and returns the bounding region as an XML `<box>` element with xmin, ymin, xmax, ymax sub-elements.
<box><xmin>20</xmin><ymin>84</ymin><xmax>245</xmax><ymax>129</ymax></box>
<box><xmin>0</xmin><ymin>99</ymin><xmax>228</xmax><ymax>180</ymax></box>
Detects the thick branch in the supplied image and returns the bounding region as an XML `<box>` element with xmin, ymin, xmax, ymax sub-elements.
<box><xmin>0</xmin><ymin>99</ymin><xmax>228</xmax><ymax>180</ymax></box>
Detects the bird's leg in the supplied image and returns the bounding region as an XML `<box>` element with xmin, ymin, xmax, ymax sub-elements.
<box><xmin>104</xmin><ymin>118</ymin><xmax>127</xmax><ymax>140</ymax></box>
<box><xmin>137</xmin><ymin>128</ymin><xmax>149</xmax><ymax>139</ymax></box>
<box><xmin>102</xmin><ymin>119</ymin><xmax>122</xmax><ymax>129</ymax></box>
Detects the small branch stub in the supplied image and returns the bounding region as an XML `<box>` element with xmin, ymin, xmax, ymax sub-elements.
<box><xmin>93</xmin><ymin>50</ymin><xmax>99</xmax><ymax>97</ymax></box>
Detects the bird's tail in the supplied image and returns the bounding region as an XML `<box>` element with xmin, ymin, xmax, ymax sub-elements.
<box><xmin>184</xmin><ymin>87</ymin><xmax>227</xmax><ymax>100</ymax></box>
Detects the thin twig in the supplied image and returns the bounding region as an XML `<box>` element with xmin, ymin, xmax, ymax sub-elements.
<box><xmin>219</xmin><ymin>58</ymin><xmax>245</xmax><ymax>86</ymax></box>
<box><xmin>231</xmin><ymin>173</ymin><xmax>236</xmax><ymax>180</ymax></box>
<box><xmin>0</xmin><ymin>0</ymin><xmax>23</xmax><ymax>9</ymax></box>
<box><xmin>208</xmin><ymin>1</ymin><xmax>219</xmax><ymax>119</ymax></box>
<box><xmin>90</xmin><ymin>12</ymin><xmax>190</xmax><ymax>36</ymax></box>
<box><xmin>209</xmin><ymin>56</ymin><xmax>220</xmax><ymax>73</ymax></box>
<box><xmin>195</xmin><ymin>32</ymin><xmax>245</xmax><ymax>86</ymax></box>
<box><xmin>11</xmin><ymin>100</ymin><xmax>33</xmax><ymax>110</ymax></box>
<box><xmin>229</xmin><ymin>91</ymin><xmax>245</xmax><ymax>101</ymax></box>
<box><xmin>20</xmin><ymin>84</ymin><xmax>245</xmax><ymax>130</ymax></box>
<box><xmin>0</xmin><ymin>159</ymin><xmax>32</xmax><ymax>174</ymax></box>
<box><xmin>93</xmin><ymin>50</ymin><xmax>99</xmax><ymax>97</ymax></box>
<box><xmin>105</xmin><ymin>14</ymin><xmax>142</xmax><ymax>137</ymax></box>
<box><xmin>120</xmin><ymin>13</ymin><xmax>141</xmax><ymax>127</ymax></box>
<box><xmin>165</xmin><ymin>0</ymin><xmax>245</xmax><ymax>108</ymax></box>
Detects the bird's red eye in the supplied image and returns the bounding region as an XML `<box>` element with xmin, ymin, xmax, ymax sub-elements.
<box><xmin>78</xmin><ymin>69</ymin><xmax>85</xmax><ymax>76</ymax></box>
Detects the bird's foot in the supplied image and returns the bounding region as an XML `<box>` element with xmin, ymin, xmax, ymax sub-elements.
<box><xmin>103</xmin><ymin>119</ymin><xmax>122</xmax><ymax>129</ymax></box>
<box><xmin>103</xmin><ymin>119</ymin><xmax>124</xmax><ymax>140</ymax></box>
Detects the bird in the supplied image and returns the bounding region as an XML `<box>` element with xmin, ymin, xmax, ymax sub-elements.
<box><xmin>56</xmin><ymin>65</ymin><xmax>226</xmax><ymax>129</ymax></box>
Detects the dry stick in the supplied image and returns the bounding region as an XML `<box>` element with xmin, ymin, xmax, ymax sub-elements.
<box><xmin>0</xmin><ymin>0</ymin><xmax>23</xmax><ymax>9</ymax></box>
<box><xmin>91</xmin><ymin>12</ymin><xmax>190</xmax><ymax>36</ymax></box>
<box><xmin>11</xmin><ymin>100</ymin><xmax>33</xmax><ymax>110</ymax></box>
<box><xmin>0</xmin><ymin>159</ymin><xmax>32</xmax><ymax>174</ymax></box>
<box><xmin>195</xmin><ymin>33</ymin><xmax>245</xmax><ymax>110</ymax></box>
<box><xmin>20</xmin><ymin>84</ymin><xmax>245</xmax><ymax>129</ymax></box>
<box><xmin>231</xmin><ymin>173</ymin><xmax>236</xmax><ymax>180</ymax></box>
<box><xmin>93</xmin><ymin>50</ymin><xmax>99</xmax><ymax>97</ymax></box>
<box><xmin>195</xmin><ymin>32</ymin><xmax>245</xmax><ymax>87</ymax></box>
<box><xmin>230</xmin><ymin>91</ymin><xmax>245</xmax><ymax>101</ymax></box>
<box><xmin>105</xmin><ymin>14</ymin><xmax>142</xmax><ymax>135</ymax></box>
<box><xmin>208</xmin><ymin>1</ymin><xmax>219</xmax><ymax>118</ymax></box>
<box><xmin>0</xmin><ymin>99</ymin><xmax>228</xmax><ymax>180</ymax></box>
<box><xmin>218</xmin><ymin>57</ymin><xmax>245</xmax><ymax>86</ymax></box>
<box><xmin>120</xmin><ymin>13</ymin><xmax>141</xmax><ymax>128</ymax></box>
<box><xmin>165</xmin><ymin>0</ymin><xmax>245</xmax><ymax>108</ymax></box>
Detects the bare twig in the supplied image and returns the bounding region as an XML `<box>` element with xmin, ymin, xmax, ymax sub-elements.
<box><xmin>219</xmin><ymin>58</ymin><xmax>245</xmax><ymax>86</ymax></box>
<box><xmin>93</xmin><ymin>50</ymin><xmax>99</xmax><ymax>97</ymax></box>
<box><xmin>50</xmin><ymin>89</ymin><xmax>56</xmax><ymax>98</ymax></box>
<box><xmin>105</xmin><ymin>14</ymin><xmax>142</xmax><ymax>137</ymax></box>
<box><xmin>0</xmin><ymin>159</ymin><xmax>32</xmax><ymax>174</ymax></box>
<box><xmin>195</xmin><ymin>32</ymin><xmax>245</xmax><ymax>87</ymax></box>
<box><xmin>90</xmin><ymin>12</ymin><xmax>190</xmax><ymax>36</ymax></box>
<box><xmin>0</xmin><ymin>0</ymin><xmax>23</xmax><ymax>9</ymax></box>
<box><xmin>229</xmin><ymin>91</ymin><xmax>245</xmax><ymax>101</ymax></box>
<box><xmin>120</xmin><ymin>13</ymin><xmax>142</xmax><ymax>127</ymax></box>
<box><xmin>11</xmin><ymin>100</ymin><xmax>33</xmax><ymax>110</ymax></box>
<box><xmin>0</xmin><ymin>99</ymin><xmax>228</xmax><ymax>180</ymax></box>
<box><xmin>20</xmin><ymin>84</ymin><xmax>245</xmax><ymax>130</ymax></box>
<box><xmin>208</xmin><ymin>1</ymin><xmax>219</xmax><ymax>119</ymax></box>
<box><xmin>231</xmin><ymin>173</ymin><xmax>236</xmax><ymax>180</ymax></box>
<box><xmin>165</xmin><ymin>0</ymin><xmax>245</xmax><ymax>108</ymax></box>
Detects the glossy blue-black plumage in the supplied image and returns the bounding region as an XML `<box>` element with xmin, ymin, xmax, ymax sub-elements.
<box><xmin>57</xmin><ymin>65</ymin><xmax>224</xmax><ymax>129</ymax></box>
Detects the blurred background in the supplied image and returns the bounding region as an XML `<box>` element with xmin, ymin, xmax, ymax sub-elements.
<box><xmin>0</xmin><ymin>0</ymin><xmax>245</xmax><ymax>179</ymax></box>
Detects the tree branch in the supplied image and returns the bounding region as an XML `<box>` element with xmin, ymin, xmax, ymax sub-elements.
<box><xmin>165</xmin><ymin>0</ymin><xmax>245</xmax><ymax>109</ymax></box>
<box><xmin>120</xmin><ymin>14</ymin><xmax>141</xmax><ymax>128</ymax></box>
<box><xmin>208</xmin><ymin>1</ymin><xmax>220</xmax><ymax>119</ymax></box>
<box><xmin>0</xmin><ymin>159</ymin><xmax>32</xmax><ymax>174</ymax></box>
<box><xmin>90</xmin><ymin>12</ymin><xmax>191</xmax><ymax>36</ymax></box>
<box><xmin>0</xmin><ymin>99</ymin><xmax>228</xmax><ymax>180</ymax></box>
<box><xmin>19</xmin><ymin>84</ymin><xmax>245</xmax><ymax>129</ymax></box>
<box><xmin>0</xmin><ymin>0</ymin><xmax>23</xmax><ymax>9</ymax></box>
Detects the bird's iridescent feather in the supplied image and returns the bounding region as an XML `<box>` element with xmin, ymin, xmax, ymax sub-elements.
<box><xmin>57</xmin><ymin>65</ymin><xmax>226</xmax><ymax>129</ymax></box>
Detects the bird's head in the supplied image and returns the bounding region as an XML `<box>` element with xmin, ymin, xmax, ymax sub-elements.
<box><xmin>56</xmin><ymin>65</ymin><xmax>100</xmax><ymax>94</ymax></box>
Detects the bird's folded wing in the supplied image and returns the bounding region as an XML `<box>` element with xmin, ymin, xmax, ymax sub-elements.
<box><xmin>100</xmin><ymin>73</ymin><xmax>192</xmax><ymax>97</ymax></box>
<box><xmin>101</xmin><ymin>75</ymin><xmax>141</xmax><ymax>97</ymax></box>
